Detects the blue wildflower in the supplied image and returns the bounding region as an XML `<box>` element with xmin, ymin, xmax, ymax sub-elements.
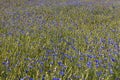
<box><xmin>113</xmin><ymin>51</ymin><xmax>119</xmax><ymax>55</ymax></box>
<box><xmin>108</xmin><ymin>62</ymin><xmax>113</xmax><ymax>68</ymax></box>
<box><xmin>76</xmin><ymin>64</ymin><xmax>81</xmax><ymax>68</ymax></box>
<box><xmin>42</xmin><ymin>75</ymin><xmax>45</xmax><ymax>80</ymax></box>
<box><xmin>29</xmin><ymin>66</ymin><xmax>33</xmax><ymax>69</ymax></box>
<box><xmin>20</xmin><ymin>78</ymin><xmax>24</xmax><ymax>80</ymax></box>
<box><xmin>86</xmin><ymin>61</ymin><xmax>92</xmax><ymax>68</ymax></box>
<box><xmin>87</xmin><ymin>54</ymin><xmax>93</xmax><ymax>59</ymax></box>
<box><xmin>96</xmin><ymin>71</ymin><xmax>102</xmax><ymax>77</ymax></box>
<box><xmin>108</xmin><ymin>38</ymin><xmax>114</xmax><ymax>45</ymax></box>
<box><xmin>59</xmin><ymin>70</ymin><xmax>64</xmax><ymax>76</ymax></box>
<box><xmin>48</xmin><ymin>70</ymin><xmax>51</xmax><ymax>73</ymax></box>
<box><xmin>104</xmin><ymin>57</ymin><xmax>107</xmax><ymax>61</ymax></box>
<box><xmin>96</xmin><ymin>63</ymin><xmax>99</xmax><ymax>68</ymax></box>
<box><xmin>58</xmin><ymin>61</ymin><xmax>63</xmax><ymax>66</ymax></box>
<box><xmin>111</xmin><ymin>57</ymin><xmax>116</xmax><ymax>62</ymax></box>
<box><xmin>52</xmin><ymin>78</ymin><xmax>60</xmax><ymax>80</ymax></box>
<box><xmin>25</xmin><ymin>70</ymin><xmax>29</xmax><ymax>73</ymax></box>
<box><xmin>103</xmin><ymin>64</ymin><xmax>106</xmax><ymax>68</ymax></box>
<box><xmin>115</xmin><ymin>78</ymin><xmax>120</xmax><ymax>80</ymax></box>
<box><xmin>40</xmin><ymin>68</ymin><xmax>43</xmax><ymax>73</ymax></box>
<box><xmin>100</xmin><ymin>38</ymin><xmax>105</xmax><ymax>43</ymax></box>
<box><xmin>79</xmin><ymin>57</ymin><xmax>84</xmax><ymax>60</ymax></box>
<box><xmin>114</xmin><ymin>44</ymin><xmax>119</xmax><ymax>49</ymax></box>
<box><xmin>109</xmin><ymin>69</ymin><xmax>114</xmax><ymax>74</ymax></box>
<box><xmin>50</xmin><ymin>62</ymin><xmax>54</xmax><ymax>65</ymax></box>
<box><xmin>29</xmin><ymin>78</ymin><xmax>34</xmax><ymax>80</ymax></box>
<box><xmin>40</xmin><ymin>62</ymin><xmax>44</xmax><ymax>66</ymax></box>
<box><xmin>2</xmin><ymin>60</ymin><xmax>10</xmax><ymax>67</ymax></box>
<box><xmin>95</xmin><ymin>59</ymin><xmax>99</xmax><ymax>64</ymax></box>
<box><xmin>73</xmin><ymin>74</ymin><xmax>81</xmax><ymax>79</ymax></box>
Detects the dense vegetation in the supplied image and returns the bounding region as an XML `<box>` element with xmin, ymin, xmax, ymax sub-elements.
<box><xmin>0</xmin><ymin>0</ymin><xmax>120</xmax><ymax>80</ymax></box>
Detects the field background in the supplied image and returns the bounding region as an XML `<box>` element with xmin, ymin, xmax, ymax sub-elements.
<box><xmin>0</xmin><ymin>0</ymin><xmax>120</xmax><ymax>80</ymax></box>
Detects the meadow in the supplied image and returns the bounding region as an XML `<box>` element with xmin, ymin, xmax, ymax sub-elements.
<box><xmin>0</xmin><ymin>0</ymin><xmax>120</xmax><ymax>80</ymax></box>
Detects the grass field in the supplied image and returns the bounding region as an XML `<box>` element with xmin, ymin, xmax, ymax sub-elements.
<box><xmin>0</xmin><ymin>0</ymin><xmax>120</xmax><ymax>80</ymax></box>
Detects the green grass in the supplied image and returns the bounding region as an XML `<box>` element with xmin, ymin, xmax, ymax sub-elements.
<box><xmin>0</xmin><ymin>1</ymin><xmax>120</xmax><ymax>80</ymax></box>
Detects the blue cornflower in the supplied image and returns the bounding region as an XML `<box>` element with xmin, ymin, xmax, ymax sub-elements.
<box><xmin>87</xmin><ymin>54</ymin><xmax>93</xmax><ymax>58</ymax></box>
<box><xmin>40</xmin><ymin>68</ymin><xmax>43</xmax><ymax>73</ymax></box>
<box><xmin>86</xmin><ymin>61</ymin><xmax>92</xmax><ymax>68</ymax></box>
<box><xmin>108</xmin><ymin>62</ymin><xmax>112</xmax><ymax>68</ymax></box>
<box><xmin>79</xmin><ymin>57</ymin><xmax>84</xmax><ymax>60</ymax></box>
<box><xmin>40</xmin><ymin>62</ymin><xmax>44</xmax><ymax>66</ymax></box>
<box><xmin>75</xmin><ymin>76</ymin><xmax>80</xmax><ymax>79</ymax></box>
<box><xmin>96</xmin><ymin>63</ymin><xmax>99</xmax><ymax>68</ymax></box>
<box><xmin>115</xmin><ymin>78</ymin><xmax>120</xmax><ymax>80</ymax></box>
<box><xmin>24</xmin><ymin>58</ymin><xmax>30</xmax><ymax>60</ymax></box>
<box><xmin>100</xmin><ymin>38</ymin><xmax>105</xmax><ymax>43</ymax></box>
<box><xmin>20</xmin><ymin>78</ymin><xmax>24</xmax><ymax>80</ymax></box>
<box><xmin>101</xmin><ymin>46</ymin><xmax>105</xmax><ymax>49</ymax></box>
<box><xmin>48</xmin><ymin>70</ymin><xmax>51</xmax><ymax>73</ymax></box>
<box><xmin>113</xmin><ymin>51</ymin><xmax>119</xmax><ymax>55</ymax></box>
<box><xmin>76</xmin><ymin>64</ymin><xmax>81</xmax><ymax>68</ymax></box>
<box><xmin>109</xmin><ymin>69</ymin><xmax>114</xmax><ymax>74</ymax></box>
<box><xmin>52</xmin><ymin>53</ymin><xmax>57</xmax><ymax>57</ymax></box>
<box><xmin>95</xmin><ymin>59</ymin><xmax>99</xmax><ymax>64</ymax></box>
<box><xmin>29</xmin><ymin>66</ymin><xmax>33</xmax><ymax>69</ymax></box>
<box><xmin>96</xmin><ymin>71</ymin><xmax>102</xmax><ymax>77</ymax></box>
<box><xmin>104</xmin><ymin>57</ymin><xmax>108</xmax><ymax>61</ymax></box>
<box><xmin>114</xmin><ymin>44</ymin><xmax>119</xmax><ymax>49</ymax></box>
<box><xmin>42</xmin><ymin>75</ymin><xmax>45</xmax><ymax>80</ymax></box>
<box><xmin>25</xmin><ymin>70</ymin><xmax>29</xmax><ymax>73</ymax></box>
<box><xmin>73</xmin><ymin>74</ymin><xmax>81</xmax><ymax>79</ymax></box>
<box><xmin>42</xmin><ymin>77</ymin><xmax>45</xmax><ymax>80</ymax></box>
<box><xmin>52</xmin><ymin>78</ymin><xmax>60</xmax><ymax>80</ymax></box>
<box><xmin>2</xmin><ymin>60</ymin><xmax>9</xmax><ymax>67</ymax></box>
<box><xmin>50</xmin><ymin>62</ymin><xmax>54</xmax><ymax>65</ymax></box>
<box><xmin>62</xmin><ymin>66</ymin><xmax>67</xmax><ymax>70</ymax></box>
<box><xmin>103</xmin><ymin>64</ymin><xmax>106</xmax><ymax>68</ymax></box>
<box><xmin>71</xmin><ymin>45</ymin><xmax>76</xmax><ymax>50</ymax></box>
<box><xmin>59</xmin><ymin>70</ymin><xmax>64</xmax><ymax>76</ymax></box>
<box><xmin>58</xmin><ymin>61</ymin><xmax>63</xmax><ymax>66</ymax></box>
<box><xmin>29</xmin><ymin>78</ymin><xmax>34</xmax><ymax>80</ymax></box>
<box><xmin>111</xmin><ymin>57</ymin><xmax>116</xmax><ymax>62</ymax></box>
<box><xmin>108</xmin><ymin>38</ymin><xmax>114</xmax><ymax>45</ymax></box>
<box><xmin>52</xmin><ymin>53</ymin><xmax>57</xmax><ymax>60</ymax></box>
